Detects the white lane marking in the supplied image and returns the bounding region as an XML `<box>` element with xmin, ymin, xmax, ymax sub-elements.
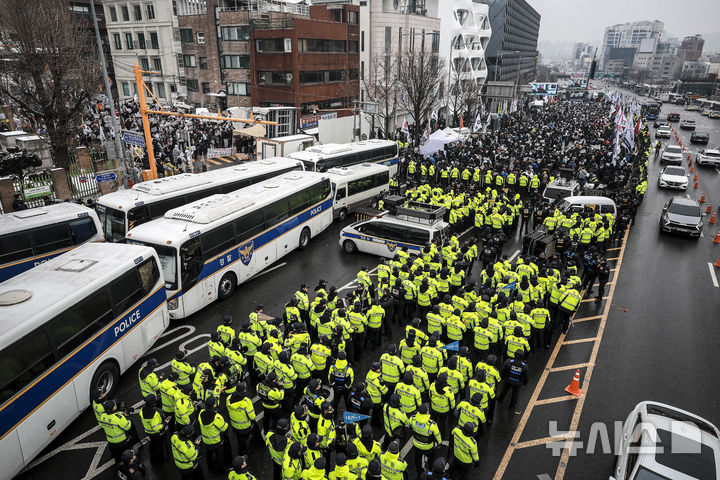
<box><xmin>508</xmin><ymin>249</ymin><xmax>521</xmax><ymax>262</ymax></box>
<box><xmin>338</xmin><ymin>266</ymin><xmax>379</xmax><ymax>292</ymax></box>
<box><xmin>708</xmin><ymin>262</ymin><xmax>719</xmax><ymax>288</ymax></box>
<box><xmin>715</xmin><ymin>167</ymin><xmax>720</xmax><ymax>175</ymax></box>
<box><xmin>146</xmin><ymin>325</ymin><xmax>196</xmax><ymax>355</ymax></box>
<box><xmin>252</xmin><ymin>262</ymin><xmax>287</xmax><ymax>279</ymax></box>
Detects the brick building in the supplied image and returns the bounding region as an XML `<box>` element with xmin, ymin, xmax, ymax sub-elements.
<box><xmin>251</xmin><ymin>4</ymin><xmax>360</xmax><ymax>116</ymax></box>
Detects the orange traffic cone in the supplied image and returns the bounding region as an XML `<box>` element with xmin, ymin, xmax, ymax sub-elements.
<box><xmin>710</xmin><ymin>213</ymin><xmax>716</xmax><ymax>224</ymax></box>
<box><xmin>565</xmin><ymin>369</ymin><xmax>583</xmax><ymax>397</ymax></box>
<box><xmin>715</xmin><ymin>258</ymin><xmax>720</xmax><ymax>268</ymax></box>
<box><xmin>700</xmin><ymin>192</ymin><xmax>706</xmax><ymax>203</ymax></box>
<box><xmin>688</xmin><ymin>153</ymin><xmax>692</xmax><ymax>160</ymax></box>
<box><xmin>691</xmin><ymin>165</ymin><xmax>695</xmax><ymax>173</ymax></box>
<box><xmin>706</xmin><ymin>202</ymin><xmax>713</xmax><ymax>214</ymax></box>
<box><xmin>694</xmin><ymin>182</ymin><xmax>699</xmax><ymax>189</ymax></box>
<box><xmin>694</xmin><ymin>172</ymin><xmax>698</xmax><ymax>181</ymax></box>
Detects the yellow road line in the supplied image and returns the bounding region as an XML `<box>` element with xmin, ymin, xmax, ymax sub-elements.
<box><xmin>554</xmin><ymin>226</ymin><xmax>630</xmax><ymax>479</ymax></box>
<box><xmin>573</xmin><ymin>315</ymin><xmax>602</xmax><ymax>323</ymax></box>
<box><xmin>549</xmin><ymin>362</ymin><xmax>591</xmax><ymax>373</ymax></box>
<box><xmin>606</xmin><ymin>247</ymin><xmax>621</xmax><ymax>251</ymax></box>
<box><xmin>581</xmin><ymin>296</ymin><xmax>607</xmax><ymax>303</ymax></box>
<box><xmin>208</xmin><ymin>159</ymin><xmax>222</xmax><ymax>165</ymax></box>
<box><xmin>515</xmin><ymin>434</ymin><xmax>573</xmax><ymax>449</ymax></box>
<box><xmin>563</xmin><ymin>337</ymin><xmax>597</xmax><ymax>345</ymax></box>
<box><xmin>219</xmin><ymin>157</ymin><xmax>233</xmax><ymax>163</ymax></box>
<box><xmin>534</xmin><ymin>396</ymin><xmax>578</xmax><ymax>407</ymax></box>
<box><xmin>606</xmin><ymin>257</ymin><xmax>619</xmax><ymax>261</ymax></box>
<box><xmin>592</xmin><ymin>281</ymin><xmax>614</xmax><ymax>287</ymax></box>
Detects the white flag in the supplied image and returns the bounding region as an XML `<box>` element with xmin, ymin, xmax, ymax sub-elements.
<box><xmin>400</xmin><ymin>116</ymin><xmax>410</xmax><ymax>136</ymax></box>
<box><xmin>473</xmin><ymin>113</ymin><xmax>483</xmax><ymax>133</ymax></box>
<box><xmin>430</xmin><ymin>110</ymin><xmax>438</xmax><ymax>122</ymax></box>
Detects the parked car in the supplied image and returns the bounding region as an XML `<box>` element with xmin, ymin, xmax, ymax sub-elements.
<box><xmin>660</xmin><ymin>145</ymin><xmax>684</xmax><ymax>164</ymax></box>
<box><xmin>680</xmin><ymin>119</ymin><xmax>696</xmax><ymax>130</ymax></box>
<box><xmin>702</xmin><ymin>109</ymin><xmax>711</xmax><ymax>116</ymax></box>
<box><xmin>685</xmin><ymin>104</ymin><xmax>699</xmax><ymax>111</ymax></box>
<box><xmin>658</xmin><ymin>165</ymin><xmax>688</xmax><ymax>190</ymax></box>
<box><xmin>612</xmin><ymin>401</ymin><xmax>720</xmax><ymax>479</ymax></box>
<box><xmin>666</xmin><ymin>112</ymin><xmax>680</xmax><ymax>122</ymax></box>
<box><xmin>653</xmin><ymin>119</ymin><xmax>668</xmax><ymax>129</ymax></box>
<box><xmin>659</xmin><ymin>196</ymin><xmax>703</xmax><ymax>238</ymax></box>
<box><xmin>709</xmin><ymin>111</ymin><xmax>720</xmax><ymax>119</ymax></box>
<box><xmin>696</xmin><ymin>149</ymin><xmax>720</xmax><ymax>167</ymax></box>
<box><xmin>690</xmin><ymin>131</ymin><xmax>710</xmax><ymax>144</ymax></box>
<box><xmin>655</xmin><ymin>125</ymin><xmax>672</xmax><ymax>139</ymax></box>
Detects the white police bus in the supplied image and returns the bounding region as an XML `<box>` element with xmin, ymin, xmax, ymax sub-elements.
<box><xmin>325</xmin><ymin>163</ymin><xmax>390</xmax><ymax>221</ymax></box>
<box><xmin>0</xmin><ymin>243</ymin><xmax>169</xmax><ymax>478</ymax></box>
<box><xmin>288</xmin><ymin>139</ymin><xmax>399</xmax><ymax>175</ymax></box>
<box><xmin>126</xmin><ymin>171</ymin><xmax>333</xmax><ymax>319</ymax></box>
<box><xmin>96</xmin><ymin>157</ymin><xmax>304</xmax><ymax>242</ymax></box>
<box><xmin>0</xmin><ymin>203</ymin><xmax>104</xmax><ymax>283</ymax></box>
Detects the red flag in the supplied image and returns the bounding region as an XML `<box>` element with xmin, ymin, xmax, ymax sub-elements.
<box><xmin>460</xmin><ymin>116</ymin><xmax>464</xmax><ymax>129</ymax></box>
<box><xmin>634</xmin><ymin>115</ymin><xmax>641</xmax><ymax>136</ymax></box>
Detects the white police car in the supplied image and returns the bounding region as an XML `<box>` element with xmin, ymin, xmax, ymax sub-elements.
<box><xmin>339</xmin><ymin>201</ymin><xmax>449</xmax><ymax>258</ymax></box>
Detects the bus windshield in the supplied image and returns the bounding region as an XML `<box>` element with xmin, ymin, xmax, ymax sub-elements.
<box><xmin>96</xmin><ymin>205</ymin><xmax>126</xmax><ymax>242</ymax></box>
<box><xmin>146</xmin><ymin>243</ymin><xmax>177</xmax><ymax>290</ymax></box>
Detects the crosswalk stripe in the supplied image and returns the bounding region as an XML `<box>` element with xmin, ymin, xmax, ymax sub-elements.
<box><xmin>219</xmin><ymin>157</ymin><xmax>233</xmax><ymax>163</ymax></box>
<box><xmin>208</xmin><ymin>159</ymin><xmax>222</xmax><ymax>165</ymax></box>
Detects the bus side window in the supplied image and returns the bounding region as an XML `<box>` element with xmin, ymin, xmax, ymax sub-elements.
<box><xmin>127</xmin><ymin>206</ymin><xmax>150</xmax><ymax>228</ymax></box>
<box><xmin>180</xmin><ymin>239</ymin><xmax>203</xmax><ymax>289</ymax></box>
<box><xmin>109</xmin><ymin>269</ymin><xmax>144</xmax><ymax>315</ymax></box>
<box><xmin>336</xmin><ymin>186</ymin><xmax>347</xmax><ymax>200</ymax></box>
<box><xmin>69</xmin><ymin>217</ymin><xmax>99</xmax><ymax>245</ymax></box>
<box><xmin>0</xmin><ymin>232</ymin><xmax>34</xmax><ymax>264</ymax></box>
<box><xmin>137</xmin><ymin>258</ymin><xmax>161</xmax><ymax>296</ymax></box>
<box><xmin>51</xmin><ymin>288</ymin><xmax>114</xmax><ymax>358</ymax></box>
<box><xmin>0</xmin><ymin>330</ymin><xmax>56</xmax><ymax>404</ymax></box>
<box><xmin>31</xmin><ymin>222</ymin><xmax>73</xmax><ymax>254</ymax></box>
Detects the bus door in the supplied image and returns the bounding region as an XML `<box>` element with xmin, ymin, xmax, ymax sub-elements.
<box><xmin>179</xmin><ymin>238</ymin><xmax>211</xmax><ymax>312</ymax></box>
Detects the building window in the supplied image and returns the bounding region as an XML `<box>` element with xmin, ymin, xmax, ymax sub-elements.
<box><xmin>385</xmin><ymin>27</ymin><xmax>391</xmax><ymax>52</ymax></box>
<box><xmin>349</xmin><ymin>41</ymin><xmax>358</xmax><ymax>53</ymax></box>
<box><xmin>180</xmin><ymin>28</ymin><xmax>193</xmax><ymax>43</ymax></box>
<box><xmin>125</xmin><ymin>33</ymin><xmax>134</xmax><ymax>49</ymax></box>
<box><xmin>137</xmin><ymin>32</ymin><xmax>146</xmax><ymax>49</ymax></box>
<box><xmin>202</xmin><ymin>82</ymin><xmax>210</xmax><ymax>94</ymax></box>
<box><xmin>299</xmin><ymin>70</ymin><xmax>347</xmax><ymax>84</ymax></box>
<box><xmin>256</xmin><ymin>38</ymin><xmax>291</xmax><ymax>53</ymax></box>
<box><xmin>257</xmin><ymin>71</ymin><xmax>292</xmax><ymax>85</ymax></box>
<box><xmin>348</xmin><ymin>11</ymin><xmax>358</xmax><ymax>25</ymax></box>
<box><xmin>186</xmin><ymin>78</ymin><xmax>199</xmax><ymax>92</ymax></box>
<box><xmin>332</xmin><ymin>9</ymin><xmax>342</xmax><ymax>22</ymax></box>
<box><xmin>153</xmin><ymin>57</ymin><xmax>162</xmax><ymax>72</ymax></box>
<box><xmin>122</xmin><ymin>82</ymin><xmax>130</xmax><ymax>96</ymax></box>
<box><xmin>199</xmin><ymin>57</ymin><xmax>207</xmax><ymax>69</ymax></box>
<box><xmin>108</xmin><ymin>6</ymin><xmax>117</xmax><ymax>22</ymax></box>
<box><xmin>182</xmin><ymin>54</ymin><xmax>196</xmax><ymax>67</ymax></box>
<box><xmin>349</xmin><ymin>69</ymin><xmax>359</xmax><ymax>80</ymax></box>
<box><xmin>220</xmin><ymin>55</ymin><xmax>250</xmax><ymax>69</ymax></box>
<box><xmin>146</xmin><ymin>4</ymin><xmax>155</xmax><ymax>20</ymax></box>
<box><xmin>227</xmin><ymin>82</ymin><xmax>249</xmax><ymax>96</ymax></box>
<box><xmin>360</xmin><ymin>61</ymin><xmax>364</xmax><ymax>79</ymax></box>
<box><xmin>361</xmin><ymin>31</ymin><xmax>364</xmax><ymax>52</ymax></box>
<box><xmin>431</xmin><ymin>32</ymin><xmax>440</xmax><ymax>53</ymax></box>
<box><xmin>121</xmin><ymin>5</ymin><xmax>129</xmax><ymax>21</ymax></box>
<box><xmin>298</xmin><ymin>39</ymin><xmax>346</xmax><ymax>53</ymax></box>
<box><xmin>133</xmin><ymin>4</ymin><xmax>142</xmax><ymax>21</ymax></box>
<box><xmin>114</xmin><ymin>33</ymin><xmax>122</xmax><ymax>50</ymax></box>
<box><xmin>150</xmin><ymin>32</ymin><xmax>159</xmax><ymax>49</ymax></box>
<box><xmin>140</xmin><ymin>57</ymin><xmax>149</xmax><ymax>70</ymax></box>
<box><xmin>156</xmin><ymin>83</ymin><xmax>166</xmax><ymax>98</ymax></box>
<box><xmin>197</xmin><ymin>32</ymin><xmax>205</xmax><ymax>44</ymax></box>
<box><xmin>220</xmin><ymin>26</ymin><xmax>250</xmax><ymax>41</ymax></box>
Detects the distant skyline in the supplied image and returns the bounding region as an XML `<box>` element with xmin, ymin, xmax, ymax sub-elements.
<box><xmin>530</xmin><ymin>0</ymin><xmax>720</xmax><ymax>44</ymax></box>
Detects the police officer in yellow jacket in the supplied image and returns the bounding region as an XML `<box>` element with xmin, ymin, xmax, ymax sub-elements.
<box><xmin>449</xmin><ymin>422</ymin><xmax>480</xmax><ymax>476</ymax></box>
<box><xmin>140</xmin><ymin>394</ymin><xmax>169</xmax><ymax>462</ymax></box>
<box><xmin>380</xmin><ymin>440</ymin><xmax>409</xmax><ymax>480</ymax></box>
<box><xmin>410</xmin><ymin>403</ymin><xmax>442</xmax><ymax>477</ymax></box>
<box><xmin>227</xmin><ymin>382</ymin><xmax>257</xmax><ymax>456</ymax></box>
<box><xmin>171</xmin><ymin>425</ymin><xmax>203</xmax><ymax>479</ymax></box>
<box><xmin>199</xmin><ymin>396</ymin><xmax>230</xmax><ymax>473</ymax></box>
<box><xmin>99</xmin><ymin>399</ymin><xmax>134</xmax><ymax>464</ymax></box>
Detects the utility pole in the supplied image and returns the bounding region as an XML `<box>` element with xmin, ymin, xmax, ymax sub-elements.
<box><xmin>88</xmin><ymin>0</ymin><xmax>129</xmax><ymax>186</ymax></box>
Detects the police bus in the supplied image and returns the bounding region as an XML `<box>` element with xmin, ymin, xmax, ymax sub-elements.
<box><xmin>325</xmin><ymin>163</ymin><xmax>390</xmax><ymax>221</ymax></box>
<box><xmin>0</xmin><ymin>243</ymin><xmax>169</xmax><ymax>478</ymax></box>
<box><xmin>0</xmin><ymin>202</ymin><xmax>104</xmax><ymax>283</ymax></box>
<box><xmin>95</xmin><ymin>157</ymin><xmax>304</xmax><ymax>242</ymax></box>
<box><xmin>287</xmin><ymin>139</ymin><xmax>399</xmax><ymax>175</ymax></box>
<box><xmin>126</xmin><ymin>171</ymin><xmax>333</xmax><ymax>319</ymax></box>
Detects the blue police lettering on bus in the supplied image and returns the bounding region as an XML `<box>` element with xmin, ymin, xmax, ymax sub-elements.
<box><xmin>114</xmin><ymin>309</ymin><xmax>142</xmax><ymax>337</ymax></box>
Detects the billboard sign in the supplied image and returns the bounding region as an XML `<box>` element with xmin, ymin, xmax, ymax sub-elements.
<box><xmin>530</xmin><ymin>83</ymin><xmax>558</xmax><ymax>95</ymax></box>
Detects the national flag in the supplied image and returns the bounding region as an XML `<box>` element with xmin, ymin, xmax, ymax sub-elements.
<box><xmin>473</xmin><ymin>113</ymin><xmax>483</xmax><ymax>133</ymax></box>
<box><xmin>400</xmin><ymin>116</ymin><xmax>409</xmax><ymax>137</ymax></box>
<box><xmin>634</xmin><ymin>115</ymin><xmax>641</xmax><ymax>136</ymax></box>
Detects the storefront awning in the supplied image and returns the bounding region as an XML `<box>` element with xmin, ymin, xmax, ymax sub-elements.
<box><xmin>233</xmin><ymin>124</ymin><xmax>266</xmax><ymax>138</ymax></box>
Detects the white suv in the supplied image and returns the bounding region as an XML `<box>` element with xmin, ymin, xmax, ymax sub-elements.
<box><xmin>612</xmin><ymin>401</ymin><xmax>720</xmax><ymax>480</ymax></box>
<box><xmin>696</xmin><ymin>149</ymin><xmax>720</xmax><ymax>167</ymax></box>
<box><xmin>655</xmin><ymin>125</ymin><xmax>672</xmax><ymax>139</ymax></box>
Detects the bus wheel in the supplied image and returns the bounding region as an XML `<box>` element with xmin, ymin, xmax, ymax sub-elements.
<box><xmin>91</xmin><ymin>361</ymin><xmax>120</xmax><ymax>399</ymax></box>
<box><xmin>218</xmin><ymin>272</ymin><xmax>236</xmax><ymax>300</ymax></box>
<box><xmin>337</xmin><ymin>208</ymin><xmax>348</xmax><ymax>222</ymax></box>
<box><xmin>343</xmin><ymin>240</ymin><xmax>357</xmax><ymax>254</ymax></box>
<box><xmin>299</xmin><ymin>227</ymin><xmax>311</xmax><ymax>250</ymax></box>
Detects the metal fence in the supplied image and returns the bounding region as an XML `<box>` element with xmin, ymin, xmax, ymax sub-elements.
<box><xmin>13</xmin><ymin>171</ymin><xmax>58</xmax><ymax>209</ymax></box>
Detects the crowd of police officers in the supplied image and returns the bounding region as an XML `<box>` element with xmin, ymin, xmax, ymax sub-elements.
<box><xmin>92</xmin><ymin>98</ymin><xmax>650</xmax><ymax>480</ymax></box>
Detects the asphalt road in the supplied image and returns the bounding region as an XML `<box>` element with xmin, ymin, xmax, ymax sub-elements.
<box><xmin>17</xmin><ymin>93</ymin><xmax>720</xmax><ymax>480</ymax></box>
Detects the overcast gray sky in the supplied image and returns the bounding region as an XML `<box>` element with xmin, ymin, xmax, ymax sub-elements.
<box><xmin>531</xmin><ymin>0</ymin><xmax>720</xmax><ymax>43</ymax></box>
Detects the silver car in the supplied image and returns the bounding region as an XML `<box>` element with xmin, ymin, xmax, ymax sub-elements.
<box><xmin>696</xmin><ymin>149</ymin><xmax>720</xmax><ymax>167</ymax></box>
<box><xmin>660</xmin><ymin>145</ymin><xmax>684</xmax><ymax>165</ymax></box>
<box><xmin>612</xmin><ymin>401</ymin><xmax>720</xmax><ymax>480</ymax></box>
<box><xmin>659</xmin><ymin>195</ymin><xmax>703</xmax><ymax>238</ymax></box>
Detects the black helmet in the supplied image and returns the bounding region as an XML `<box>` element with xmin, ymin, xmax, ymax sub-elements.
<box><xmin>462</xmin><ymin>422</ymin><xmax>476</xmax><ymax>436</ymax></box>
<box><xmin>175</xmin><ymin>350</ymin><xmax>187</xmax><ymax>360</ymax></box>
<box><xmin>223</xmin><ymin>314</ymin><xmax>232</xmax><ymax>325</ymax></box>
<box><xmin>288</xmin><ymin>442</ymin><xmax>303</xmax><ymax>458</ymax></box>
<box><xmin>276</xmin><ymin>418</ymin><xmax>290</xmax><ymax>431</ymax></box>
<box><xmin>389</xmin><ymin>393</ymin><xmax>401</xmax><ymax>408</ymax></box>
<box><xmin>144</xmin><ymin>394</ymin><xmax>156</xmax><ymax>405</ymax></box>
<box><xmin>514</xmin><ymin>326</ymin><xmax>523</xmax><ymax>337</ymax></box>
<box><xmin>180</xmin><ymin>424</ymin><xmax>194</xmax><ymax>439</ymax></box>
<box><xmin>232</xmin><ymin>455</ymin><xmax>248</xmax><ymax>471</ymax></box>
<box><xmin>145</xmin><ymin>358</ymin><xmax>158</xmax><ymax>368</ymax></box>
<box><xmin>120</xmin><ymin>449</ymin><xmax>134</xmax><ymax>463</ymax></box>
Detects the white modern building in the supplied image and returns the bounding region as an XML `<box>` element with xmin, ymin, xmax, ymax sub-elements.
<box><xmin>102</xmin><ymin>0</ymin><xmax>186</xmax><ymax>102</ymax></box>
<box><xmin>601</xmin><ymin>20</ymin><xmax>664</xmax><ymax>70</ymax></box>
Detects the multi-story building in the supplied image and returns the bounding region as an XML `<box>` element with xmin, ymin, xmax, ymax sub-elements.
<box><xmin>681</xmin><ymin>60</ymin><xmax>710</xmax><ymax>79</ymax></box>
<box><xmin>600</xmin><ymin>20</ymin><xmax>663</xmax><ymax>70</ymax></box>
<box><xmin>250</xmin><ymin>3</ymin><xmax>360</xmax><ymax>117</ymax></box>
<box><xmin>102</xmin><ymin>0</ymin><xmax>186</xmax><ymax>102</ymax></box>
<box><xmin>484</xmin><ymin>0</ymin><xmax>541</xmax><ymax>85</ymax></box>
<box><xmin>70</xmin><ymin>1</ymin><xmax>118</xmax><ymax>98</ymax></box>
<box><xmin>680</xmin><ymin>35</ymin><xmax>704</xmax><ymax>61</ymax></box>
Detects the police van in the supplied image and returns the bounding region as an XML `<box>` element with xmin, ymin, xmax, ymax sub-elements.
<box><xmin>325</xmin><ymin>163</ymin><xmax>390</xmax><ymax>221</ymax></box>
<box><xmin>339</xmin><ymin>198</ymin><xmax>449</xmax><ymax>257</ymax></box>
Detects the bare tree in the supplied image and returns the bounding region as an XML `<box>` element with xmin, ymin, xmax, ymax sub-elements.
<box><xmin>397</xmin><ymin>47</ymin><xmax>446</xmax><ymax>146</ymax></box>
<box><xmin>362</xmin><ymin>55</ymin><xmax>399</xmax><ymax>139</ymax></box>
<box><xmin>0</xmin><ymin>0</ymin><xmax>102</xmax><ymax>170</ymax></box>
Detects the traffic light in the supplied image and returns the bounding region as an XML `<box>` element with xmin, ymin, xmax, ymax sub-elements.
<box><xmin>589</xmin><ymin>60</ymin><xmax>597</xmax><ymax>80</ymax></box>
